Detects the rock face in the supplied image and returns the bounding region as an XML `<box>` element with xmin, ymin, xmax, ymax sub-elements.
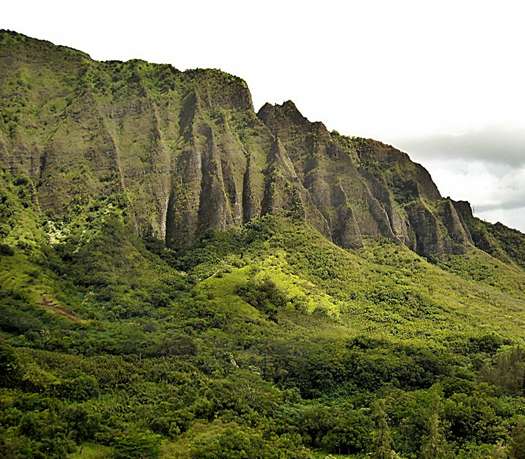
<box><xmin>1</xmin><ymin>30</ymin><xmax>523</xmax><ymax>263</ymax></box>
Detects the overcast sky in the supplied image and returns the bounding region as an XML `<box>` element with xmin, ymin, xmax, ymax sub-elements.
<box><xmin>4</xmin><ymin>0</ymin><xmax>525</xmax><ymax>231</ymax></box>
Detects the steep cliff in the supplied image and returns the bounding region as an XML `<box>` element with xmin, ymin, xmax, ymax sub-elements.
<box><xmin>1</xmin><ymin>30</ymin><xmax>523</xmax><ymax>264</ymax></box>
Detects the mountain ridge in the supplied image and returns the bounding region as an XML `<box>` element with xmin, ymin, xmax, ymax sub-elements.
<box><xmin>2</xmin><ymin>29</ymin><xmax>523</xmax><ymax>268</ymax></box>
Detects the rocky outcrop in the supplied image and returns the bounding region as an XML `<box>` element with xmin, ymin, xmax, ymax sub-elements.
<box><xmin>1</xmin><ymin>30</ymin><xmax>523</xmax><ymax>263</ymax></box>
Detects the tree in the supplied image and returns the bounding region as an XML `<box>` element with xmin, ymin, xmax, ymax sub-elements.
<box><xmin>420</xmin><ymin>412</ymin><xmax>448</xmax><ymax>459</ymax></box>
<box><xmin>0</xmin><ymin>343</ymin><xmax>22</xmax><ymax>387</ymax></box>
<box><xmin>488</xmin><ymin>442</ymin><xmax>509</xmax><ymax>459</ymax></box>
<box><xmin>372</xmin><ymin>400</ymin><xmax>396</xmax><ymax>459</ymax></box>
<box><xmin>112</xmin><ymin>431</ymin><xmax>161</xmax><ymax>459</ymax></box>
<box><xmin>482</xmin><ymin>346</ymin><xmax>525</xmax><ymax>395</ymax></box>
<box><xmin>510</xmin><ymin>420</ymin><xmax>525</xmax><ymax>459</ymax></box>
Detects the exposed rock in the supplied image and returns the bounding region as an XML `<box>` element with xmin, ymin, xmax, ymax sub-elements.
<box><xmin>1</xmin><ymin>30</ymin><xmax>523</xmax><ymax>263</ymax></box>
<box><xmin>405</xmin><ymin>199</ymin><xmax>445</xmax><ymax>257</ymax></box>
<box><xmin>438</xmin><ymin>199</ymin><xmax>472</xmax><ymax>247</ymax></box>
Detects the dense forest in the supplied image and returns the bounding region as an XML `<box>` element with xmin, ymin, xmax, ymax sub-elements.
<box><xmin>1</xmin><ymin>31</ymin><xmax>525</xmax><ymax>458</ymax></box>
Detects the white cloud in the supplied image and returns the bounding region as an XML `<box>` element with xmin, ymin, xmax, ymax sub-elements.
<box><xmin>391</xmin><ymin>126</ymin><xmax>525</xmax><ymax>231</ymax></box>
<box><xmin>477</xmin><ymin>208</ymin><xmax>525</xmax><ymax>232</ymax></box>
<box><xmin>394</xmin><ymin>127</ymin><xmax>525</xmax><ymax>167</ymax></box>
<box><xmin>397</xmin><ymin>156</ymin><xmax>525</xmax><ymax>231</ymax></box>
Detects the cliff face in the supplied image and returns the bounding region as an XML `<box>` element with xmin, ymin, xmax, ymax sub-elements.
<box><xmin>1</xmin><ymin>30</ymin><xmax>522</xmax><ymax>263</ymax></box>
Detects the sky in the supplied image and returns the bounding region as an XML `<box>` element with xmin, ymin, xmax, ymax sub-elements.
<box><xmin>4</xmin><ymin>0</ymin><xmax>525</xmax><ymax>231</ymax></box>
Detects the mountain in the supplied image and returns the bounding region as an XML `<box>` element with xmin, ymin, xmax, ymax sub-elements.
<box><xmin>1</xmin><ymin>30</ymin><xmax>523</xmax><ymax>264</ymax></box>
<box><xmin>1</xmin><ymin>30</ymin><xmax>525</xmax><ymax>459</ymax></box>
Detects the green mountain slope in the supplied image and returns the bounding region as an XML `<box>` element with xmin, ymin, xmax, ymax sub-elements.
<box><xmin>1</xmin><ymin>31</ymin><xmax>525</xmax><ymax>459</ymax></box>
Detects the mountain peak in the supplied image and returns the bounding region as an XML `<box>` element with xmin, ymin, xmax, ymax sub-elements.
<box><xmin>257</xmin><ymin>100</ymin><xmax>308</xmax><ymax>126</ymax></box>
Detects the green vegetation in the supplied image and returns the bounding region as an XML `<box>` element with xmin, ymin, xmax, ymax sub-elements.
<box><xmin>1</xmin><ymin>174</ymin><xmax>525</xmax><ymax>457</ymax></box>
<box><xmin>2</xmin><ymin>29</ymin><xmax>525</xmax><ymax>459</ymax></box>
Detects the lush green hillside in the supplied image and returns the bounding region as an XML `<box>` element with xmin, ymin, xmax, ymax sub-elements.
<box><xmin>2</xmin><ymin>31</ymin><xmax>525</xmax><ymax>459</ymax></box>
<box><xmin>2</xmin><ymin>167</ymin><xmax>525</xmax><ymax>458</ymax></box>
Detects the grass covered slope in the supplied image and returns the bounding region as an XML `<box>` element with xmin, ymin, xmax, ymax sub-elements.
<box><xmin>2</xmin><ymin>168</ymin><xmax>525</xmax><ymax>458</ymax></box>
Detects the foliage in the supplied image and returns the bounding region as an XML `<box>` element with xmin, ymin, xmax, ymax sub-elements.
<box><xmin>1</xmin><ymin>179</ymin><xmax>525</xmax><ymax>457</ymax></box>
<box><xmin>112</xmin><ymin>431</ymin><xmax>161</xmax><ymax>459</ymax></box>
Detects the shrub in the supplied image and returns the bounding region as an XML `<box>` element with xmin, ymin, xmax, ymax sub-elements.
<box><xmin>53</xmin><ymin>374</ymin><xmax>100</xmax><ymax>401</ymax></box>
<box><xmin>112</xmin><ymin>431</ymin><xmax>161</xmax><ymax>459</ymax></box>
<box><xmin>482</xmin><ymin>347</ymin><xmax>525</xmax><ymax>395</ymax></box>
<box><xmin>189</xmin><ymin>425</ymin><xmax>300</xmax><ymax>459</ymax></box>
<box><xmin>468</xmin><ymin>334</ymin><xmax>506</xmax><ymax>354</ymax></box>
<box><xmin>236</xmin><ymin>278</ymin><xmax>287</xmax><ymax>321</ymax></box>
<box><xmin>318</xmin><ymin>410</ymin><xmax>373</xmax><ymax>454</ymax></box>
<box><xmin>13</xmin><ymin>176</ymin><xmax>29</xmax><ymax>186</ymax></box>
<box><xmin>64</xmin><ymin>405</ymin><xmax>102</xmax><ymax>441</ymax></box>
<box><xmin>0</xmin><ymin>243</ymin><xmax>14</xmax><ymax>256</ymax></box>
<box><xmin>0</xmin><ymin>343</ymin><xmax>23</xmax><ymax>387</ymax></box>
<box><xmin>510</xmin><ymin>420</ymin><xmax>525</xmax><ymax>459</ymax></box>
<box><xmin>154</xmin><ymin>334</ymin><xmax>197</xmax><ymax>357</ymax></box>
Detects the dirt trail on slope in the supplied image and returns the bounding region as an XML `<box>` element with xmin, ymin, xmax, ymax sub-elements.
<box><xmin>40</xmin><ymin>296</ymin><xmax>85</xmax><ymax>324</ymax></box>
